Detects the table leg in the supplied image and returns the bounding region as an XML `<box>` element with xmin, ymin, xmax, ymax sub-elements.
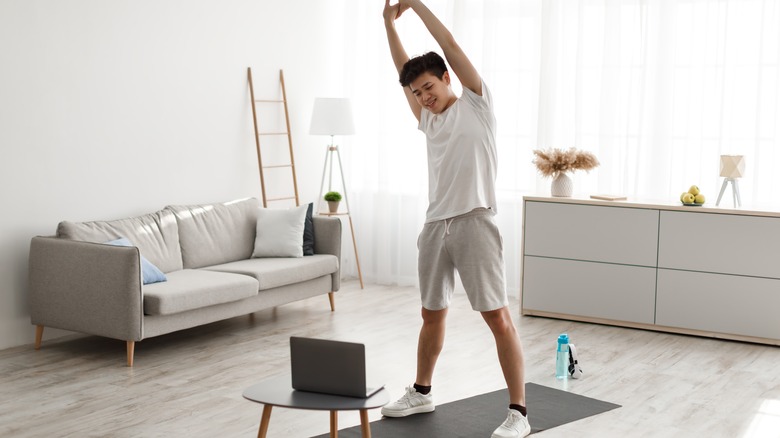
<box><xmin>330</xmin><ymin>410</ymin><xmax>338</xmax><ymax>437</ymax></box>
<box><xmin>257</xmin><ymin>405</ymin><xmax>272</xmax><ymax>438</ymax></box>
<box><xmin>359</xmin><ymin>409</ymin><xmax>371</xmax><ymax>438</ymax></box>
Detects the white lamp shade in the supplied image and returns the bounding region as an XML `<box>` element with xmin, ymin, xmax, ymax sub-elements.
<box><xmin>309</xmin><ymin>98</ymin><xmax>356</xmax><ymax>135</ymax></box>
<box><xmin>719</xmin><ymin>155</ymin><xmax>745</xmax><ymax>178</ymax></box>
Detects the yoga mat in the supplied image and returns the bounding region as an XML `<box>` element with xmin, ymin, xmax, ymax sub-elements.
<box><xmin>311</xmin><ymin>383</ymin><xmax>620</xmax><ymax>437</ymax></box>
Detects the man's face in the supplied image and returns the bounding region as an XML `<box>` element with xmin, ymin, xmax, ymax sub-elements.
<box><xmin>409</xmin><ymin>71</ymin><xmax>457</xmax><ymax>114</ymax></box>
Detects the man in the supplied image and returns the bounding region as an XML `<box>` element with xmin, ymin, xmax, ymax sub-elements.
<box><xmin>381</xmin><ymin>1</ymin><xmax>531</xmax><ymax>437</ymax></box>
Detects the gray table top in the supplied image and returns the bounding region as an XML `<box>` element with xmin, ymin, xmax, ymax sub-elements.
<box><xmin>243</xmin><ymin>374</ymin><xmax>390</xmax><ymax>411</ymax></box>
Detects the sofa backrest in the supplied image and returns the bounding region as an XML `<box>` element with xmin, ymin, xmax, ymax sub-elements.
<box><xmin>56</xmin><ymin>209</ymin><xmax>184</xmax><ymax>273</ymax></box>
<box><xmin>165</xmin><ymin>198</ymin><xmax>259</xmax><ymax>269</ymax></box>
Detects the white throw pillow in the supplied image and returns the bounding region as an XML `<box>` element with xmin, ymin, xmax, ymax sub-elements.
<box><xmin>252</xmin><ymin>205</ymin><xmax>308</xmax><ymax>258</ymax></box>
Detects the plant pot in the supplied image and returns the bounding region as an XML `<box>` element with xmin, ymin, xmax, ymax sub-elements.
<box><xmin>551</xmin><ymin>172</ymin><xmax>573</xmax><ymax>197</ymax></box>
<box><xmin>327</xmin><ymin>201</ymin><xmax>340</xmax><ymax>213</ymax></box>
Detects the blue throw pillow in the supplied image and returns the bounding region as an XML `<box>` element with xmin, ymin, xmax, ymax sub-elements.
<box><xmin>105</xmin><ymin>237</ymin><xmax>167</xmax><ymax>285</ymax></box>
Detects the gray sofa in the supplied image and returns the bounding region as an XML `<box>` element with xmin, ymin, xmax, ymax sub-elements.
<box><xmin>28</xmin><ymin>198</ymin><xmax>341</xmax><ymax>366</ymax></box>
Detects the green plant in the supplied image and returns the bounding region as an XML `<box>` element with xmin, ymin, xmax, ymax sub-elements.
<box><xmin>324</xmin><ymin>191</ymin><xmax>342</xmax><ymax>202</ymax></box>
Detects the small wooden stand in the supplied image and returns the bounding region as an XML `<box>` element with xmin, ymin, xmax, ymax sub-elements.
<box><xmin>318</xmin><ymin>143</ymin><xmax>364</xmax><ymax>289</ymax></box>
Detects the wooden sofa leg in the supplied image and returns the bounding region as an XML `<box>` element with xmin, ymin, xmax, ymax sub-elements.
<box><xmin>34</xmin><ymin>325</ymin><xmax>44</xmax><ymax>350</ymax></box>
<box><xmin>127</xmin><ymin>341</ymin><xmax>135</xmax><ymax>367</ymax></box>
<box><xmin>328</xmin><ymin>292</ymin><xmax>335</xmax><ymax>312</ymax></box>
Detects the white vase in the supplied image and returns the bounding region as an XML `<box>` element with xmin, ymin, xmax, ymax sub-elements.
<box><xmin>551</xmin><ymin>172</ymin><xmax>573</xmax><ymax>197</ymax></box>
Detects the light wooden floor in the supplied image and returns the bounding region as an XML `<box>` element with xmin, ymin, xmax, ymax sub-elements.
<box><xmin>2</xmin><ymin>280</ymin><xmax>779</xmax><ymax>438</ymax></box>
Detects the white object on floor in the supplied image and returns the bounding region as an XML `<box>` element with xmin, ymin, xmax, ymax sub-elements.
<box><xmin>568</xmin><ymin>343</ymin><xmax>583</xmax><ymax>379</ymax></box>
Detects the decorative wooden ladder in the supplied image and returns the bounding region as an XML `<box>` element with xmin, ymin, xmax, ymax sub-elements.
<box><xmin>247</xmin><ymin>68</ymin><xmax>299</xmax><ymax>207</ymax></box>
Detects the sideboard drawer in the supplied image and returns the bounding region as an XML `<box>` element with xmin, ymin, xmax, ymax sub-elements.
<box><xmin>656</xmin><ymin>269</ymin><xmax>780</xmax><ymax>340</ymax></box>
<box><xmin>522</xmin><ymin>256</ymin><xmax>657</xmax><ymax>325</ymax></box>
<box><xmin>523</xmin><ymin>201</ymin><xmax>659</xmax><ymax>266</ymax></box>
<box><xmin>658</xmin><ymin>211</ymin><xmax>780</xmax><ymax>279</ymax></box>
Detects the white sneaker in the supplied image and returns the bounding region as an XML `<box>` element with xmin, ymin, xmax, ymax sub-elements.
<box><xmin>491</xmin><ymin>408</ymin><xmax>531</xmax><ymax>438</ymax></box>
<box><xmin>380</xmin><ymin>386</ymin><xmax>435</xmax><ymax>417</ymax></box>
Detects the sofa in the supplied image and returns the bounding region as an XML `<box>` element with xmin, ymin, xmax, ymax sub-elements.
<box><xmin>28</xmin><ymin>197</ymin><xmax>341</xmax><ymax>366</ymax></box>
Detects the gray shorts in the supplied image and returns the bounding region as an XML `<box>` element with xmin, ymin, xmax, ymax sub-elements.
<box><xmin>417</xmin><ymin>208</ymin><xmax>508</xmax><ymax>312</ymax></box>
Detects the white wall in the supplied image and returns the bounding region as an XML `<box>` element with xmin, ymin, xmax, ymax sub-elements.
<box><xmin>0</xmin><ymin>0</ymin><xmax>349</xmax><ymax>350</ymax></box>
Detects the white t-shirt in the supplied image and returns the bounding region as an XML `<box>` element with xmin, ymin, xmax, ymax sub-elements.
<box><xmin>418</xmin><ymin>80</ymin><xmax>497</xmax><ymax>223</ymax></box>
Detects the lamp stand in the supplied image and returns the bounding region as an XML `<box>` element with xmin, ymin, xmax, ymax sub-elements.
<box><xmin>716</xmin><ymin>177</ymin><xmax>741</xmax><ymax>207</ymax></box>
<box><xmin>317</xmin><ymin>136</ymin><xmax>364</xmax><ymax>289</ymax></box>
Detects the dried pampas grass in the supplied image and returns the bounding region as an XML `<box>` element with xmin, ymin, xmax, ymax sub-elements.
<box><xmin>532</xmin><ymin>147</ymin><xmax>600</xmax><ymax>177</ymax></box>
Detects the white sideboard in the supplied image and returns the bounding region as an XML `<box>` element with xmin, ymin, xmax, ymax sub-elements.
<box><xmin>521</xmin><ymin>196</ymin><xmax>780</xmax><ymax>345</ymax></box>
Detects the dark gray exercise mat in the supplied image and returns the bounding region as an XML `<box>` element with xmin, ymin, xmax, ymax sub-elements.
<box><xmin>310</xmin><ymin>383</ymin><xmax>620</xmax><ymax>437</ymax></box>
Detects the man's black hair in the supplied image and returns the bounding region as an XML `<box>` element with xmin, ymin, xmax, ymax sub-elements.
<box><xmin>399</xmin><ymin>51</ymin><xmax>448</xmax><ymax>87</ymax></box>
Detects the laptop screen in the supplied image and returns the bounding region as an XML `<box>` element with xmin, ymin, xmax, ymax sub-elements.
<box><xmin>290</xmin><ymin>337</ymin><xmax>371</xmax><ymax>398</ymax></box>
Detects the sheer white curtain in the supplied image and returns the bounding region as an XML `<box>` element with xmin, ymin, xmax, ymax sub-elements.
<box><xmin>339</xmin><ymin>0</ymin><xmax>780</xmax><ymax>290</ymax></box>
<box><xmin>538</xmin><ymin>0</ymin><xmax>780</xmax><ymax>203</ymax></box>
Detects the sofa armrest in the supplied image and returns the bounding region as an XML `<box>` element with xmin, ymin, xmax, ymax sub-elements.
<box><xmin>312</xmin><ymin>216</ymin><xmax>341</xmax><ymax>291</ymax></box>
<box><xmin>28</xmin><ymin>236</ymin><xmax>144</xmax><ymax>341</ymax></box>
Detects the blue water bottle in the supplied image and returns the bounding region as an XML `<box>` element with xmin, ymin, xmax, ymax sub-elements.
<box><xmin>556</xmin><ymin>333</ymin><xmax>569</xmax><ymax>379</ymax></box>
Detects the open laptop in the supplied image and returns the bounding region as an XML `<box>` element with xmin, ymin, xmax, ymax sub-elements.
<box><xmin>290</xmin><ymin>336</ymin><xmax>384</xmax><ymax>398</ymax></box>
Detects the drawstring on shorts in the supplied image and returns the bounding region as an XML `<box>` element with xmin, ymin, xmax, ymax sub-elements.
<box><xmin>437</xmin><ymin>208</ymin><xmax>490</xmax><ymax>239</ymax></box>
<box><xmin>442</xmin><ymin>218</ymin><xmax>454</xmax><ymax>239</ymax></box>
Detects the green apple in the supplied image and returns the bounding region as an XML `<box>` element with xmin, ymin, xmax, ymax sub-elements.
<box><xmin>682</xmin><ymin>193</ymin><xmax>695</xmax><ymax>204</ymax></box>
<box><xmin>694</xmin><ymin>193</ymin><xmax>705</xmax><ymax>204</ymax></box>
<box><xmin>688</xmin><ymin>185</ymin><xmax>700</xmax><ymax>196</ymax></box>
<box><xmin>680</xmin><ymin>192</ymin><xmax>688</xmax><ymax>202</ymax></box>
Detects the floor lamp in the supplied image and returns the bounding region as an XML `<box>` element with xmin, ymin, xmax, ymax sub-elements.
<box><xmin>716</xmin><ymin>155</ymin><xmax>745</xmax><ymax>207</ymax></box>
<box><xmin>309</xmin><ymin>97</ymin><xmax>364</xmax><ymax>289</ymax></box>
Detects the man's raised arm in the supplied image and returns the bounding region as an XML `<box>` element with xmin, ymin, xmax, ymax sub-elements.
<box><xmin>384</xmin><ymin>0</ymin><xmax>422</xmax><ymax>122</ymax></box>
<box><xmin>402</xmin><ymin>0</ymin><xmax>482</xmax><ymax>96</ymax></box>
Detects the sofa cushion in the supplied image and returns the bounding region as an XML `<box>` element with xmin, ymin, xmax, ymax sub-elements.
<box><xmin>252</xmin><ymin>205</ymin><xmax>308</xmax><ymax>258</ymax></box>
<box><xmin>166</xmin><ymin>198</ymin><xmax>260</xmax><ymax>269</ymax></box>
<box><xmin>57</xmin><ymin>209</ymin><xmax>183</xmax><ymax>273</ymax></box>
<box><xmin>203</xmin><ymin>254</ymin><xmax>339</xmax><ymax>291</ymax></box>
<box><xmin>142</xmin><ymin>269</ymin><xmax>259</xmax><ymax>315</ymax></box>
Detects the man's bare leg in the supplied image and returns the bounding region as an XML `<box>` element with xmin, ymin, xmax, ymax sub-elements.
<box><xmin>416</xmin><ymin>307</ymin><xmax>448</xmax><ymax>386</ymax></box>
<box><xmin>481</xmin><ymin>306</ymin><xmax>526</xmax><ymax>406</ymax></box>
<box><xmin>381</xmin><ymin>306</ymin><xmax>445</xmax><ymax>417</ymax></box>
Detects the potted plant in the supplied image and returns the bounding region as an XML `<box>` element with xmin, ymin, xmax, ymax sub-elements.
<box><xmin>324</xmin><ymin>191</ymin><xmax>343</xmax><ymax>213</ymax></box>
<box><xmin>532</xmin><ymin>147</ymin><xmax>599</xmax><ymax>197</ymax></box>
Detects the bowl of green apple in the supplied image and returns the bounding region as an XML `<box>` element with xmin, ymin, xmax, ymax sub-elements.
<box><xmin>680</xmin><ymin>185</ymin><xmax>705</xmax><ymax>206</ymax></box>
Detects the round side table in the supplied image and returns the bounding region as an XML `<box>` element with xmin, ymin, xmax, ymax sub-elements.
<box><xmin>243</xmin><ymin>375</ymin><xmax>389</xmax><ymax>438</ymax></box>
